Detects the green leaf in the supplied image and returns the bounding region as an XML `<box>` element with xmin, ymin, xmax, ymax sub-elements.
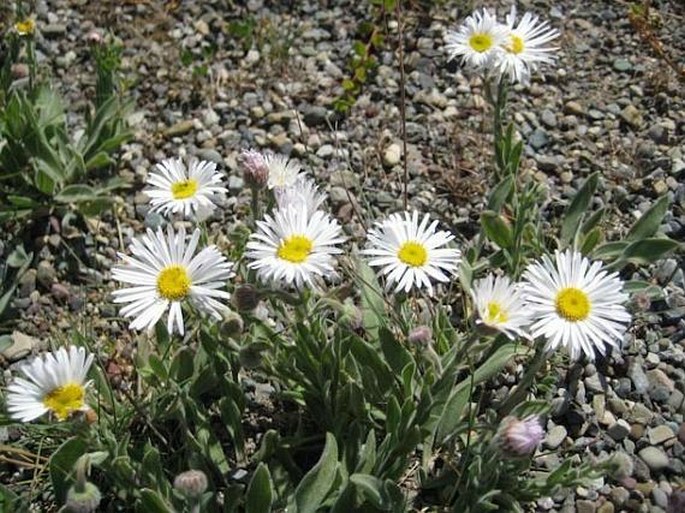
<box><xmin>294</xmin><ymin>433</ymin><xmax>339</xmax><ymax>513</ymax></box>
<box><xmin>245</xmin><ymin>463</ymin><xmax>274</xmax><ymax>513</ymax></box>
<box><xmin>591</xmin><ymin>241</ymin><xmax>628</xmax><ymax>260</ymax></box>
<box><xmin>621</xmin><ymin>238</ymin><xmax>680</xmax><ymax>265</ymax></box>
<box><xmin>626</xmin><ymin>195</ymin><xmax>669</xmax><ymax>241</ymax></box>
<box><xmin>49</xmin><ymin>437</ymin><xmax>87</xmax><ymax>504</ymax></box>
<box><xmin>487</xmin><ymin>175</ymin><xmax>514</xmax><ymax>212</ymax></box>
<box><xmin>580</xmin><ymin>207</ymin><xmax>605</xmax><ymax>235</ymax></box>
<box><xmin>481</xmin><ymin>211</ymin><xmax>513</xmax><ymax>249</ymax></box>
<box><xmin>580</xmin><ymin>227</ymin><xmax>601</xmax><ymax>254</ymax></box>
<box><xmin>560</xmin><ymin>172</ymin><xmax>598</xmax><ymax>246</ymax></box>
<box><xmin>357</xmin><ymin>258</ymin><xmax>386</xmax><ymax>334</ymax></box>
<box><xmin>350</xmin><ymin>474</ymin><xmax>384</xmax><ymax>508</ymax></box>
<box><xmin>137</xmin><ymin>489</ymin><xmax>175</xmax><ymax>513</ymax></box>
<box><xmin>55</xmin><ymin>184</ymin><xmax>98</xmax><ymax>203</ymax></box>
<box><xmin>379</xmin><ymin>327</ymin><xmax>413</xmax><ymax>377</ymax></box>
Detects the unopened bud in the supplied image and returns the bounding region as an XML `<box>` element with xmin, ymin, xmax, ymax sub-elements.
<box><xmin>631</xmin><ymin>292</ymin><xmax>651</xmax><ymax>312</ymax></box>
<box><xmin>174</xmin><ymin>469</ymin><xmax>208</xmax><ymax>499</ymax></box>
<box><xmin>239</xmin><ymin>149</ymin><xmax>269</xmax><ymax>190</ymax></box>
<box><xmin>85</xmin><ymin>30</ymin><xmax>103</xmax><ymax>45</ymax></box>
<box><xmin>498</xmin><ymin>415</ymin><xmax>544</xmax><ymax>457</ymax></box>
<box><xmin>220</xmin><ymin>311</ymin><xmax>244</xmax><ymax>338</ymax></box>
<box><xmin>232</xmin><ymin>284</ymin><xmax>261</xmax><ymax>312</ymax></box>
<box><xmin>65</xmin><ymin>482</ymin><xmax>101</xmax><ymax>513</ymax></box>
<box><xmin>239</xmin><ymin>344</ymin><xmax>263</xmax><ymax>369</ymax></box>
<box><xmin>408</xmin><ymin>325</ymin><xmax>432</xmax><ymax>345</ymax></box>
<box><xmin>339</xmin><ymin>299</ymin><xmax>363</xmax><ymax>330</ymax></box>
<box><xmin>84</xmin><ymin>408</ymin><xmax>98</xmax><ymax>425</ymax></box>
<box><xmin>11</xmin><ymin>63</ymin><xmax>29</xmax><ymax>80</ymax></box>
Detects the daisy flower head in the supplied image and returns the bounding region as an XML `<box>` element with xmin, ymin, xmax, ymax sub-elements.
<box><xmin>498</xmin><ymin>415</ymin><xmax>544</xmax><ymax>457</ymax></box>
<box><xmin>444</xmin><ymin>8</ymin><xmax>508</xmax><ymax>71</ymax></box>
<box><xmin>470</xmin><ymin>274</ymin><xmax>530</xmax><ymax>340</ymax></box>
<box><xmin>145</xmin><ymin>157</ymin><xmax>227</xmax><ymax>218</ymax></box>
<box><xmin>245</xmin><ymin>206</ymin><xmax>345</xmax><ymax>289</ymax></box>
<box><xmin>6</xmin><ymin>346</ymin><xmax>94</xmax><ymax>422</ymax></box>
<box><xmin>112</xmin><ymin>226</ymin><xmax>233</xmax><ymax>335</ymax></box>
<box><xmin>362</xmin><ymin>211</ymin><xmax>461</xmax><ymax>295</ymax></box>
<box><xmin>497</xmin><ymin>6</ymin><xmax>560</xmax><ymax>84</ymax></box>
<box><xmin>265</xmin><ymin>153</ymin><xmax>302</xmax><ymax>190</ymax></box>
<box><xmin>522</xmin><ymin>249</ymin><xmax>631</xmax><ymax>361</ymax></box>
<box><xmin>275</xmin><ymin>175</ymin><xmax>327</xmax><ymax>216</ymax></box>
<box><xmin>15</xmin><ymin>18</ymin><xmax>36</xmax><ymax>36</ymax></box>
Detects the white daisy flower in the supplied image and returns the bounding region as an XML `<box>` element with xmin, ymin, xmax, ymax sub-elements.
<box><xmin>275</xmin><ymin>176</ymin><xmax>327</xmax><ymax>216</ymax></box>
<box><xmin>444</xmin><ymin>8</ymin><xmax>508</xmax><ymax>71</ymax></box>
<box><xmin>362</xmin><ymin>211</ymin><xmax>461</xmax><ymax>295</ymax></box>
<box><xmin>470</xmin><ymin>274</ymin><xmax>530</xmax><ymax>340</ymax></box>
<box><xmin>265</xmin><ymin>153</ymin><xmax>302</xmax><ymax>190</ymax></box>
<box><xmin>145</xmin><ymin>157</ymin><xmax>227</xmax><ymax>218</ymax></box>
<box><xmin>522</xmin><ymin>249</ymin><xmax>631</xmax><ymax>361</ymax></box>
<box><xmin>112</xmin><ymin>226</ymin><xmax>233</xmax><ymax>335</ymax></box>
<box><xmin>497</xmin><ymin>6</ymin><xmax>560</xmax><ymax>84</ymax></box>
<box><xmin>6</xmin><ymin>346</ymin><xmax>94</xmax><ymax>422</ymax></box>
<box><xmin>246</xmin><ymin>206</ymin><xmax>345</xmax><ymax>288</ymax></box>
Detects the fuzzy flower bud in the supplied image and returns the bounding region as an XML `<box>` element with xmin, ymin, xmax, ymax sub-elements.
<box><xmin>408</xmin><ymin>325</ymin><xmax>432</xmax><ymax>345</ymax></box>
<box><xmin>606</xmin><ymin>451</ymin><xmax>634</xmax><ymax>480</ymax></box>
<box><xmin>174</xmin><ymin>469</ymin><xmax>208</xmax><ymax>499</ymax></box>
<box><xmin>498</xmin><ymin>415</ymin><xmax>544</xmax><ymax>457</ymax></box>
<box><xmin>339</xmin><ymin>299</ymin><xmax>363</xmax><ymax>330</ymax></box>
<box><xmin>240</xmin><ymin>149</ymin><xmax>269</xmax><ymax>190</ymax></box>
<box><xmin>85</xmin><ymin>30</ymin><xmax>103</xmax><ymax>45</ymax></box>
<box><xmin>11</xmin><ymin>63</ymin><xmax>29</xmax><ymax>80</ymax></box>
<box><xmin>220</xmin><ymin>311</ymin><xmax>244</xmax><ymax>338</ymax></box>
<box><xmin>232</xmin><ymin>284</ymin><xmax>261</xmax><ymax>312</ymax></box>
<box><xmin>65</xmin><ymin>482</ymin><xmax>101</xmax><ymax>513</ymax></box>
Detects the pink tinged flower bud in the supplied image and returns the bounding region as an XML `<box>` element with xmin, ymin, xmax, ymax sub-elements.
<box><xmin>239</xmin><ymin>149</ymin><xmax>269</xmax><ymax>190</ymax></box>
<box><xmin>174</xmin><ymin>469</ymin><xmax>208</xmax><ymax>499</ymax></box>
<box><xmin>499</xmin><ymin>415</ymin><xmax>544</xmax><ymax>456</ymax></box>
<box><xmin>85</xmin><ymin>30</ymin><xmax>103</xmax><ymax>45</ymax></box>
<box><xmin>11</xmin><ymin>63</ymin><xmax>29</xmax><ymax>80</ymax></box>
<box><xmin>408</xmin><ymin>325</ymin><xmax>432</xmax><ymax>345</ymax></box>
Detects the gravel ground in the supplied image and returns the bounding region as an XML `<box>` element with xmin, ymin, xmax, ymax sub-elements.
<box><xmin>2</xmin><ymin>0</ymin><xmax>684</xmax><ymax>511</ymax></box>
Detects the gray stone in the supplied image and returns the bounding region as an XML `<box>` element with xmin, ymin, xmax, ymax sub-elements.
<box><xmin>576</xmin><ymin>500</ymin><xmax>597</xmax><ymax>513</ymax></box>
<box><xmin>608</xmin><ymin>420</ymin><xmax>631</xmax><ymax>441</ymax></box>
<box><xmin>195</xmin><ymin>149</ymin><xmax>224</xmax><ymax>165</ymax></box>
<box><xmin>638</xmin><ymin>447</ymin><xmax>669</xmax><ymax>471</ymax></box>
<box><xmin>1</xmin><ymin>331</ymin><xmax>42</xmax><ymax>361</ymax></box>
<box><xmin>609</xmin><ymin>487</ymin><xmax>630</xmax><ymax>507</ymax></box>
<box><xmin>17</xmin><ymin>269</ymin><xmax>36</xmax><ymax>298</ymax></box>
<box><xmin>36</xmin><ymin>260</ymin><xmax>56</xmax><ymax>289</ymax></box>
<box><xmin>529</xmin><ymin>128</ymin><xmax>549</xmax><ymax>149</ymax></box>
<box><xmin>382</xmin><ymin>143</ymin><xmax>402</xmax><ymax>167</ymax></box>
<box><xmin>585</xmin><ymin>373</ymin><xmax>604</xmax><ymax>394</ymax></box>
<box><xmin>303</xmin><ymin>105</ymin><xmax>330</xmax><ymax>127</ymax></box>
<box><xmin>42</xmin><ymin>23</ymin><xmax>67</xmax><ymax>37</ymax></box>
<box><xmin>613</xmin><ymin>59</ymin><xmax>633</xmax><ymax>72</ymax></box>
<box><xmin>545</xmin><ymin>425</ymin><xmax>567</xmax><ymax>449</ymax></box>
<box><xmin>647</xmin><ymin>369</ymin><xmax>674</xmax><ymax>403</ymax></box>
<box><xmin>628</xmin><ymin>359</ymin><xmax>649</xmax><ymax>394</ymax></box>
<box><xmin>652</xmin><ymin>488</ymin><xmax>669</xmax><ymax>509</ymax></box>
<box><xmin>228</xmin><ymin>176</ymin><xmax>244</xmax><ymax>192</ymax></box>
<box><xmin>630</xmin><ymin>403</ymin><xmax>654</xmax><ymax>424</ymax></box>
<box><xmin>316</xmin><ymin>144</ymin><xmax>335</xmax><ymax>159</ymax></box>
<box><xmin>541</xmin><ymin>109</ymin><xmax>558</xmax><ymax>128</ymax></box>
<box><xmin>648</xmin><ymin>426</ymin><xmax>675</xmax><ymax>445</ymax></box>
<box><xmin>564</xmin><ymin>100</ymin><xmax>585</xmax><ymax>116</ymax></box>
<box><xmin>620</xmin><ymin>105</ymin><xmax>643</xmax><ymax>129</ymax></box>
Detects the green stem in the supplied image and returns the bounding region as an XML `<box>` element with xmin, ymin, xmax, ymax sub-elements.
<box><xmin>250</xmin><ymin>187</ymin><xmax>260</xmax><ymax>227</ymax></box>
<box><xmin>498</xmin><ymin>342</ymin><xmax>547</xmax><ymax>416</ymax></box>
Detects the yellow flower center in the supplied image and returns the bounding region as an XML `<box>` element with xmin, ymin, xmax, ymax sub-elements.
<box><xmin>397</xmin><ymin>241</ymin><xmax>428</xmax><ymax>267</ymax></box>
<box><xmin>485</xmin><ymin>301</ymin><xmax>508</xmax><ymax>324</ymax></box>
<box><xmin>507</xmin><ymin>34</ymin><xmax>525</xmax><ymax>54</ymax></box>
<box><xmin>555</xmin><ymin>287</ymin><xmax>591</xmax><ymax>321</ymax></box>
<box><xmin>469</xmin><ymin>33</ymin><xmax>493</xmax><ymax>53</ymax></box>
<box><xmin>43</xmin><ymin>383</ymin><xmax>85</xmax><ymax>421</ymax></box>
<box><xmin>277</xmin><ymin>235</ymin><xmax>313</xmax><ymax>263</ymax></box>
<box><xmin>171</xmin><ymin>179</ymin><xmax>199</xmax><ymax>200</ymax></box>
<box><xmin>157</xmin><ymin>265</ymin><xmax>191</xmax><ymax>301</ymax></box>
<box><xmin>15</xmin><ymin>19</ymin><xmax>35</xmax><ymax>35</ymax></box>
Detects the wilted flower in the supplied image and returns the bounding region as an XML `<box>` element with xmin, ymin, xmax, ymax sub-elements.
<box><xmin>10</xmin><ymin>63</ymin><xmax>29</xmax><ymax>80</ymax></box>
<box><xmin>174</xmin><ymin>469</ymin><xmax>208</xmax><ymax>499</ymax></box>
<box><xmin>522</xmin><ymin>249</ymin><xmax>631</xmax><ymax>361</ymax></box>
<box><xmin>240</xmin><ymin>148</ymin><xmax>269</xmax><ymax>190</ymax></box>
<box><xmin>362</xmin><ymin>211</ymin><xmax>461</xmax><ymax>295</ymax></box>
<box><xmin>232</xmin><ymin>283</ymin><xmax>261</xmax><ymax>312</ymax></box>
<box><xmin>606</xmin><ymin>451</ymin><xmax>634</xmax><ymax>480</ymax></box>
<box><xmin>408</xmin><ymin>325</ymin><xmax>433</xmax><ymax>345</ymax></box>
<box><xmin>112</xmin><ymin>226</ymin><xmax>233</xmax><ymax>335</ymax></box>
<box><xmin>6</xmin><ymin>346</ymin><xmax>94</xmax><ymax>422</ymax></box>
<box><xmin>220</xmin><ymin>310</ymin><xmax>244</xmax><ymax>338</ymax></box>
<box><xmin>498</xmin><ymin>415</ymin><xmax>544</xmax><ymax>456</ymax></box>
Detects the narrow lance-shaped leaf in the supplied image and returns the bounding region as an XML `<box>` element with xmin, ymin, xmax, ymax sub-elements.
<box><xmin>245</xmin><ymin>463</ymin><xmax>274</xmax><ymax>513</ymax></box>
<box><xmin>625</xmin><ymin>195</ymin><xmax>669</xmax><ymax>241</ymax></box>
<box><xmin>294</xmin><ymin>433</ymin><xmax>339</xmax><ymax>513</ymax></box>
<box><xmin>560</xmin><ymin>171</ymin><xmax>599</xmax><ymax>247</ymax></box>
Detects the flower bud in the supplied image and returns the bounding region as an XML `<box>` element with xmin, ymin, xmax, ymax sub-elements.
<box><xmin>240</xmin><ymin>149</ymin><xmax>269</xmax><ymax>190</ymax></box>
<box><xmin>408</xmin><ymin>325</ymin><xmax>432</xmax><ymax>345</ymax></box>
<box><xmin>65</xmin><ymin>482</ymin><xmax>101</xmax><ymax>513</ymax></box>
<box><xmin>11</xmin><ymin>63</ymin><xmax>29</xmax><ymax>80</ymax></box>
<box><xmin>220</xmin><ymin>311</ymin><xmax>244</xmax><ymax>338</ymax></box>
<box><xmin>85</xmin><ymin>30</ymin><xmax>103</xmax><ymax>45</ymax></box>
<box><xmin>498</xmin><ymin>415</ymin><xmax>544</xmax><ymax>457</ymax></box>
<box><xmin>631</xmin><ymin>292</ymin><xmax>651</xmax><ymax>312</ymax></box>
<box><xmin>232</xmin><ymin>284</ymin><xmax>261</xmax><ymax>312</ymax></box>
<box><xmin>174</xmin><ymin>469</ymin><xmax>208</xmax><ymax>499</ymax></box>
<box><xmin>339</xmin><ymin>299</ymin><xmax>363</xmax><ymax>330</ymax></box>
